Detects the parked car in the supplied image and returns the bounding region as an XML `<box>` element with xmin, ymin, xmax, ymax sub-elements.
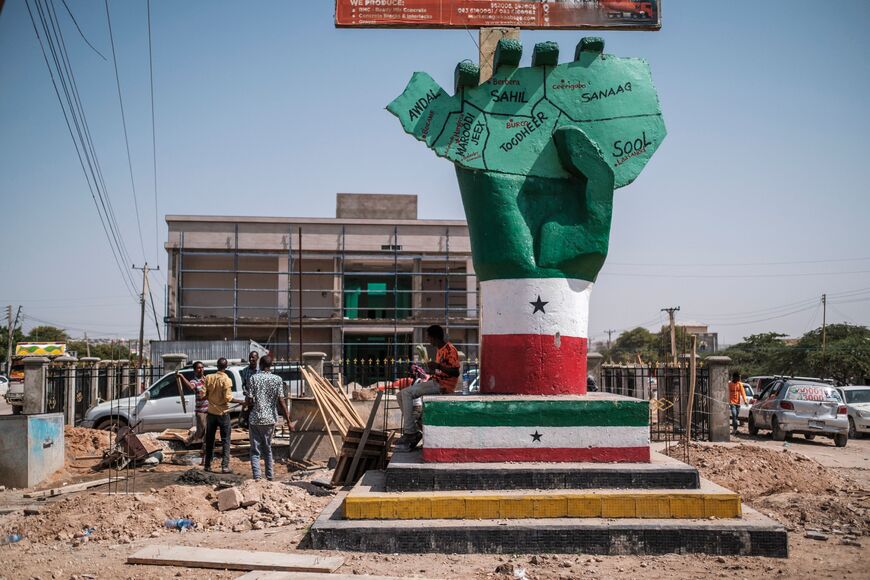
<box><xmin>836</xmin><ymin>385</ymin><xmax>870</xmax><ymax>439</ymax></box>
<box><xmin>737</xmin><ymin>382</ymin><xmax>755</xmax><ymax>423</ymax></box>
<box><xmin>80</xmin><ymin>365</ymin><xmax>242</xmax><ymax>432</ymax></box>
<box><xmin>744</xmin><ymin>375</ymin><xmax>832</xmax><ymax>396</ymax></box>
<box><xmin>0</xmin><ymin>375</ymin><xmax>8</xmax><ymax>397</ymax></box>
<box><xmin>748</xmin><ymin>379</ymin><xmax>849</xmax><ymax>446</ymax></box>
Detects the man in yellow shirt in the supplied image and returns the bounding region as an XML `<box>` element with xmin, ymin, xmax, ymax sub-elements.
<box><xmin>728</xmin><ymin>371</ymin><xmax>748</xmax><ymax>436</ymax></box>
<box><xmin>203</xmin><ymin>358</ymin><xmax>242</xmax><ymax>473</ymax></box>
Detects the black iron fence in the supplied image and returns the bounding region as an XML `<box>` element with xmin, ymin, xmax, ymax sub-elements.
<box><xmin>600</xmin><ymin>363</ymin><xmax>711</xmax><ymax>442</ymax></box>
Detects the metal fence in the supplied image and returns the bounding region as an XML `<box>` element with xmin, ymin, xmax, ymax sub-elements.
<box><xmin>600</xmin><ymin>364</ymin><xmax>711</xmax><ymax>442</ymax></box>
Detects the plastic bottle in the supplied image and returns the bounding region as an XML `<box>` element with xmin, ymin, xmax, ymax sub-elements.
<box><xmin>164</xmin><ymin>518</ymin><xmax>195</xmax><ymax>530</ymax></box>
<box><xmin>2</xmin><ymin>534</ymin><xmax>22</xmax><ymax>545</ymax></box>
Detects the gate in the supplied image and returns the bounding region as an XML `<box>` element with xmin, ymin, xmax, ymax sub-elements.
<box><xmin>45</xmin><ymin>365</ymin><xmax>66</xmax><ymax>414</ymax></box>
<box><xmin>601</xmin><ymin>364</ymin><xmax>711</xmax><ymax>442</ymax></box>
<box><xmin>74</xmin><ymin>366</ymin><xmax>93</xmax><ymax>425</ymax></box>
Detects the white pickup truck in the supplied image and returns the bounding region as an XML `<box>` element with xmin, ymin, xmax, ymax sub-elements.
<box><xmin>79</xmin><ymin>364</ymin><xmax>301</xmax><ymax>432</ymax></box>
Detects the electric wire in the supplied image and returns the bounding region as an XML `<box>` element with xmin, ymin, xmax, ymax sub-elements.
<box><xmin>104</xmin><ymin>0</ymin><xmax>147</xmax><ymax>262</ymax></box>
<box><xmin>146</xmin><ymin>0</ymin><xmax>160</xmax><ymax>263</ymax></box>
<box><xmin>59</xmin><ymin>0</ymin><xmax>106</xmax><ymax>60</ymax></box>
<box><xmin>25</xmin><ymin>0</ymin><xmax>138</xmax><ymax>299</ymax></box>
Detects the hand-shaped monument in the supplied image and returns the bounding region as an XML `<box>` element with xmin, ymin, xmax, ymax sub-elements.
<box><xmin>389</xmin><ymin>38</ymin><xmax>666</xmax><ymax>462</ymax></box>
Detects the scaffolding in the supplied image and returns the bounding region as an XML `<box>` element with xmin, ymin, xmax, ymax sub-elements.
<box><xmin>167</xmin><ymin>223</ymin><xmax>480</xmax><ymax>364</ymax></box>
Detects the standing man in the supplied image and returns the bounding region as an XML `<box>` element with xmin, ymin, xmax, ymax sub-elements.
<box><xmin>396</xmin><ymin>325</ymin><xmax>460</xmax><ymax>451</ymax></box>
<box><xmin>246</xmin><ymin>355</ymin><xmax>292</xmax><ymax>481</ymax></box>
<box><xmin>239</xmin><ymin>351</ymin><xmax>260</xmax><ymax>427</ymax></box>
<box><xmin>728</xmin><ymin>371</ymin><xmax>748</xmax><ymax>435</ymax></box>
<box><xmin>203</xmin><ymin>357</ymin><xmax>243</xmax><ymax>473</ymax></box>
<box><xmin>176</xmin><ymin>361</ymin><xmax>207</xmax><ymax>443</ymax></box>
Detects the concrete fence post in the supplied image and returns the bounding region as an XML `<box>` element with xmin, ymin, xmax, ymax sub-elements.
<box><xmin>105</xmin><ymin>360</ymin><xmax>117</xmax><ymax>400</ymax></box>
<box><xmin>587</xmin><ymin>352</ymin><xmax>604</xmax><ymax>391</ymax></box>
<box><xmin>302</xmin><ymin>351</ymin><xmax>327</xmax><ymax>395</ymax></box>
<box><xmin>22</xmin><ymin>357</ymin><xmax>49</xmax><ymax>415</ymax></box>
<box><xmin>54</xmin><ymin>355</ymin><xmax>78</xmax><ymax>425</ymax></box>
<box><xmin>118</xmin><ymin>360</ymin><xmax>130</xmax><ymax>398</ymax></box>
<box><xmin>161</xmin><ymin>353</ymin><xmax>188</xmax><ymax>373</ymax></box>
<box><xmin>705</xmin><ymin>356</ymin><xmax>732</xmax><ymax>442</ymax></box>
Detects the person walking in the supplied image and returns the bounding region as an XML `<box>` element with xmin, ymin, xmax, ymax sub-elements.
<box><xmin>395</xmin><ymin>325</ymin><xmax>460</xmax><ymax>452</ymax></box>
<box><xmin>176</xmin><ymin>361</ymin><xmax>207</xmax><ymax>443</ymax></box>
<box><xmin>203</xmin><ymin>358</ymin><xmax>243</xmax><ymax>473</ymax></box>
<box><xmin>246</xmin><ymin>355</ymin><xmax>292</xmax><ymax>481</ymax></box>
<box><xmin>728</xmin><ymin>371</ymin><xmax>748</xmax><ymax>435</ymax></box>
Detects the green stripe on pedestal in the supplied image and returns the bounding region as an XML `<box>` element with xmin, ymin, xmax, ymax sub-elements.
<box><xmin>423</xmin><ymin>399</ymin><xmax>648</xmax><ymax>428</ymax></box>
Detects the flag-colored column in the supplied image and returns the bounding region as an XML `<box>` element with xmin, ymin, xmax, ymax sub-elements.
<box><xmin>480</xmin><ymin>277</ymin><xmax>591</xmax><ymax>395</ymax></box>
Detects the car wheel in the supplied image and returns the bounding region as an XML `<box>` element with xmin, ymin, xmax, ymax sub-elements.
<box><xmin>804</xmin><ymin>433</ymin><xmax>816</xmax><ymax>440</ymax></box>
<box><xmin>748</xmin><ymin>414</ymin><xmax>759</xmax><ymax>436</ymax></box>
<box><xmin>772</xmin><ymin>417</ymin><xmax>786</xmax><ymax>441</ymax></box>
<box><xmin>848</xmin><ymin>417</ymin><xmax>858</xmax><ymax>439</ymax></box>
<box><xmin>95</xmin><ymin>416</ymin><xmax>128</xmax><ymax>432</ymax></box>
<box><xmin>834</xmin><ymin>433</ymin><xmax>848</xmax><ymax>448</ymax></box>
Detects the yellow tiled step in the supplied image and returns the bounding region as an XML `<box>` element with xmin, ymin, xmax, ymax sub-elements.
<box><xmin>343</xmin><ymin>473</ymin><xmax>741</xmax><ymax>520</ymax></box>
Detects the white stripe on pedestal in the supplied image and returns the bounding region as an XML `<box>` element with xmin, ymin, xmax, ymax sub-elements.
<box><xmin>480</xmin><ymin>278</ymin><xmax>592</xmax><ymax>337</ymax></box>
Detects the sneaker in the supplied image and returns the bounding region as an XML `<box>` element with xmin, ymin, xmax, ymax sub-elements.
<box><xmin>221</xmin><ymin>467</ymin><xmax>233</xmax><ymax>474</ymax></box>
<box><xmin>396</xmin><ymin>432</ymin><xmax>422</xmax><ymax>451</ymax></box>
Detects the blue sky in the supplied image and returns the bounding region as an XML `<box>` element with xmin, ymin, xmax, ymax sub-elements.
<box><xmin>1</xmin><ymin>0</ymin><xmax>868</xmax><ymax>345</ymax></box>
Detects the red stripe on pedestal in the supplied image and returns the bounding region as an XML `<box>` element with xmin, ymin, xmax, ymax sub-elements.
<box><xmin>480</xmin><ymin>334</ymin><xmax>588</xmax><ymax>395</ymax></box>
<box><xmin>421</xmin><ymin>446</ymin><xmax>650</xmax><ymax>463</ymax></box>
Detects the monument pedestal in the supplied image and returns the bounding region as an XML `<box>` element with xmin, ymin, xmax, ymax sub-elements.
<box><xmin>421</xmin><ymin>393</ymin><xmax>650</xmax><ymax>463</ymax></box>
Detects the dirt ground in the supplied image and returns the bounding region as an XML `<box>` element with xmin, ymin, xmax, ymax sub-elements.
<box><xmin>0</xmin><ymin>430</ymin><xmax>868</xmax><ymax>579</ymax></box>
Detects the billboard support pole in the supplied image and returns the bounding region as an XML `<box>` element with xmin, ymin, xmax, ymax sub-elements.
<box><xmin>479</xmin><ymin>27</ymin><xmax>519</xmax><ymax>83</ymax></box>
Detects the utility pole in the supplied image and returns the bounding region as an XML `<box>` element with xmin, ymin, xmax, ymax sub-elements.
<box><xmin>5</xmin><ymin>305</ymin><xmax>21</xmax><ymax>377</ymax></box>
<box><xmin>605</xmin><ymin>329</ymin><xmax>616</xmax><ymax>351</ymax></box>
<box><xmin>661</xmin><ymin>306</ymin><xmax>680</xmax><ymax>365</ymax></box>
<box><xmin>133</xmin><ymin>264</ymin><xmax>159</xmax><ymax>368</ymax></box>
<box><xmin>821</xmin><ymin>293</ymin><xmax>827</xmax><ymax>356</ymax></box>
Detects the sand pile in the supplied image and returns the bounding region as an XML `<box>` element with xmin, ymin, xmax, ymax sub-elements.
<box><xmin>666</xmin><ymin>443</ymin><xmax>868</xmax><ymax>534</ymax></box>
<box><xmin>1</xmin><ymin>479</ymin><xmax>332</xmax><ymax>544</ymax></box>
<box><xmin>64</xmin><ymin>426</ymin><xmax>111</xmax><ymax>462</ymax></box>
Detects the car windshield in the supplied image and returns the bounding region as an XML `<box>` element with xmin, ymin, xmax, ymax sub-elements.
<box><xmin>785</xmin><ymin>384</ymin><xmax>841</xmax><ymax>402</ymax></box>
<box><xmin>844</xmin><ymin>389</ymin><xmax>870</xmax><ymax>404</ymax></box>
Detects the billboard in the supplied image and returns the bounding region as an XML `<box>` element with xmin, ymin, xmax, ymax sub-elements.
<box><xmin>336</xmin><ymin>1</ymin><xmax>660</xmax><ymax>30</ymax></box>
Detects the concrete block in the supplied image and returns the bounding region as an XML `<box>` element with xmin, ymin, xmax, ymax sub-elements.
<box><xmin>217</xmin><ymin>487</ymin><xmax>243</xmax><ymax>511</ymax></box>
<box><xmin>240</xmin><ymin>487</ymin><xmax>261</xmax><ymax>508</ymax></box>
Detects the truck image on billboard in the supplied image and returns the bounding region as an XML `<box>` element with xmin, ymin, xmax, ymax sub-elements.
<box><xmin>336</xmin><ymin>1</ymin><xmax>661</xmax><ymax>30</ymax></box>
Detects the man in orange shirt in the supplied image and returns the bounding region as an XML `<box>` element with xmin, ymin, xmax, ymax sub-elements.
<box><xmin>728</xmin><ymin>371</ymin><xmax>748</xmax><ymax>435</ymax></box>
<box><xmin>396</xmin><ymin>325</ymin><xmax>460</xmax><ymax>452</ymax></box>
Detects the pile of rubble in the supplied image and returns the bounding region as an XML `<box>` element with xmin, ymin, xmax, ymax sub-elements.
<box><xmin>1</xmin><ymin>476</ymin><xmax>333</xmax><ymax>545</ymax></box>
<box><xmin>667</xmin><ymin>443</ymin><xmax>869</xmax><ymax>536</ymax></box>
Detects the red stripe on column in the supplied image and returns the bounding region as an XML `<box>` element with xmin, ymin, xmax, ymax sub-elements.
<box><xmin>422</xmin><ymin>446</ymin><xmax>650</xmax><ymax>463</ymax></box>
<box><xmin>480</xmin><ymin>334</ymin><xmax>588</xmax><ymax>395</ymax></box>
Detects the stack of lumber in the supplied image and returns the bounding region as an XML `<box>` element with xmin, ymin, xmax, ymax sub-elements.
<box><xmin>331</xmin><ymin>426</ymin><xmax>394</xmax><ymax>486</ymax></box>
<box><xmin>300</xmin><ymin>366</ymin><xmax>364</xmax><ymax>455</ymax></box>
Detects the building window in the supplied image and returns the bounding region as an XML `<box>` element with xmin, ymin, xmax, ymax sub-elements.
<box><xmin>343</xmin><ymin>275</ymin><xmax>411</xmax><ymax>320</ymax></box>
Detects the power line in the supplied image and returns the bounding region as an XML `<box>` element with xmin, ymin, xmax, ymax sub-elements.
<box><xmin>601</xmin><ymin>269</ymin><xmax>870</xmax><ymax>279</ymax></box>
<box><xmin>105</xmin><ymin>0</ymin><xmax>147</xmax><ymax>262</ymax></box>
<box><xmin>59</xmin><ymin>0</ymin><xmax>106</xmax><ymax>60</ymax></box>
<box><xmin>26</xmin><ymin>0</ymin><xmax>138</xmax><ymax>298</ymax></box>
<box><xmin>146</xmin><ymin>0</ymin><xmax>160</xmax><ymax>262</ymax></box>
<box><xmin>608</xmin><ymin>256</ymin><xmax>870</xmax><ymax>268</ymax></box>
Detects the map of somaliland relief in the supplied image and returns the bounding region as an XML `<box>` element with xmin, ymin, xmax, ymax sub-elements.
<box><xmin>387</xmin><ymin>39</ymin><xmax>665</xmax><ymax>189</ymax></box>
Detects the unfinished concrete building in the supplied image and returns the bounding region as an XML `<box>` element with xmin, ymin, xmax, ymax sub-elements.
<box><xmin>164</xmin><ymin>194</ymin><xmax>478</xmax><ymax>363</ymax></box>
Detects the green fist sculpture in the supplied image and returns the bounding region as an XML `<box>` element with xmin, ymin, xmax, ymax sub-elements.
<box><xmin>388</xmin><ymin>38</ymin><xmax>666</xmax><ymax>395</ymax></box>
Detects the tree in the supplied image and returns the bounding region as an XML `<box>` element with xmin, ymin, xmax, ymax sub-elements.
<box><xmin>66</xmin><ymin>340</ymin><xmax>131</xmax><ymax>361</ymax></box>
<box><xmin>786</xmin><ymin>324</ymin><xmax>870</xmax><ymax>385</ymax></box>
<box><xmin>0</xmin><ymin>326</ymin><xmax>25</xmax><ymax>368</ymax></box>
<box><xmin>605</xmin><ymin>327</ymin><xmax>660</xmax><ymax>364</ymax></box>
<box><xmin>720</xmin><ymin>332</ymin><xmax>791</xmax><ymax>377</ymax></box>
<box><xmin>25</xmin><ymin>325</ymin><xmax>69</xmax><ymax>342</ymax></box>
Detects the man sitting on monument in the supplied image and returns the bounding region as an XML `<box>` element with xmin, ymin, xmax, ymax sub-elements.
<box><xmin>395</xmin><ymin>324</ymin><xmax>460</xmax><ymax>451</ymax></box>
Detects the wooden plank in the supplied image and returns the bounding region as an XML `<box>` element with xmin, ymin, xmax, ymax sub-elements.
<box><xmin>24</xmin><ymin>476</ymin><xmax>125</xmax><ymax>498</ymax></box>
<box><xmin>126</xmin><ymin>545</ymin><xmax>343</xmax><ymax>573</ymax></box>
<box><xmin>314</xmin><ymin>367</ymin><xmax>364</xmax><ymax>427</ymax></box>
<box><xmin>235</xmin><ymin>571</ymin><xmax>432</xmax><ymax>580</ymax></box>
<box><xmin>305</xmin><ymin>369</ymin><xmax>349</xmax><ymax>438</ymax></box>
<box><xmin>301</xmin><ymin>368</ymin><xmax>339</xmax><ymax>457</ymax></box>
<box><xmin>347</xmin><ymin>390</ymin><xmax>383</xmax><ymax>485</ymax></box>
<box><xmin>309</xmin><ymin>378</ymin><xmax>355</xmax><ymax>432</ymax></box>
